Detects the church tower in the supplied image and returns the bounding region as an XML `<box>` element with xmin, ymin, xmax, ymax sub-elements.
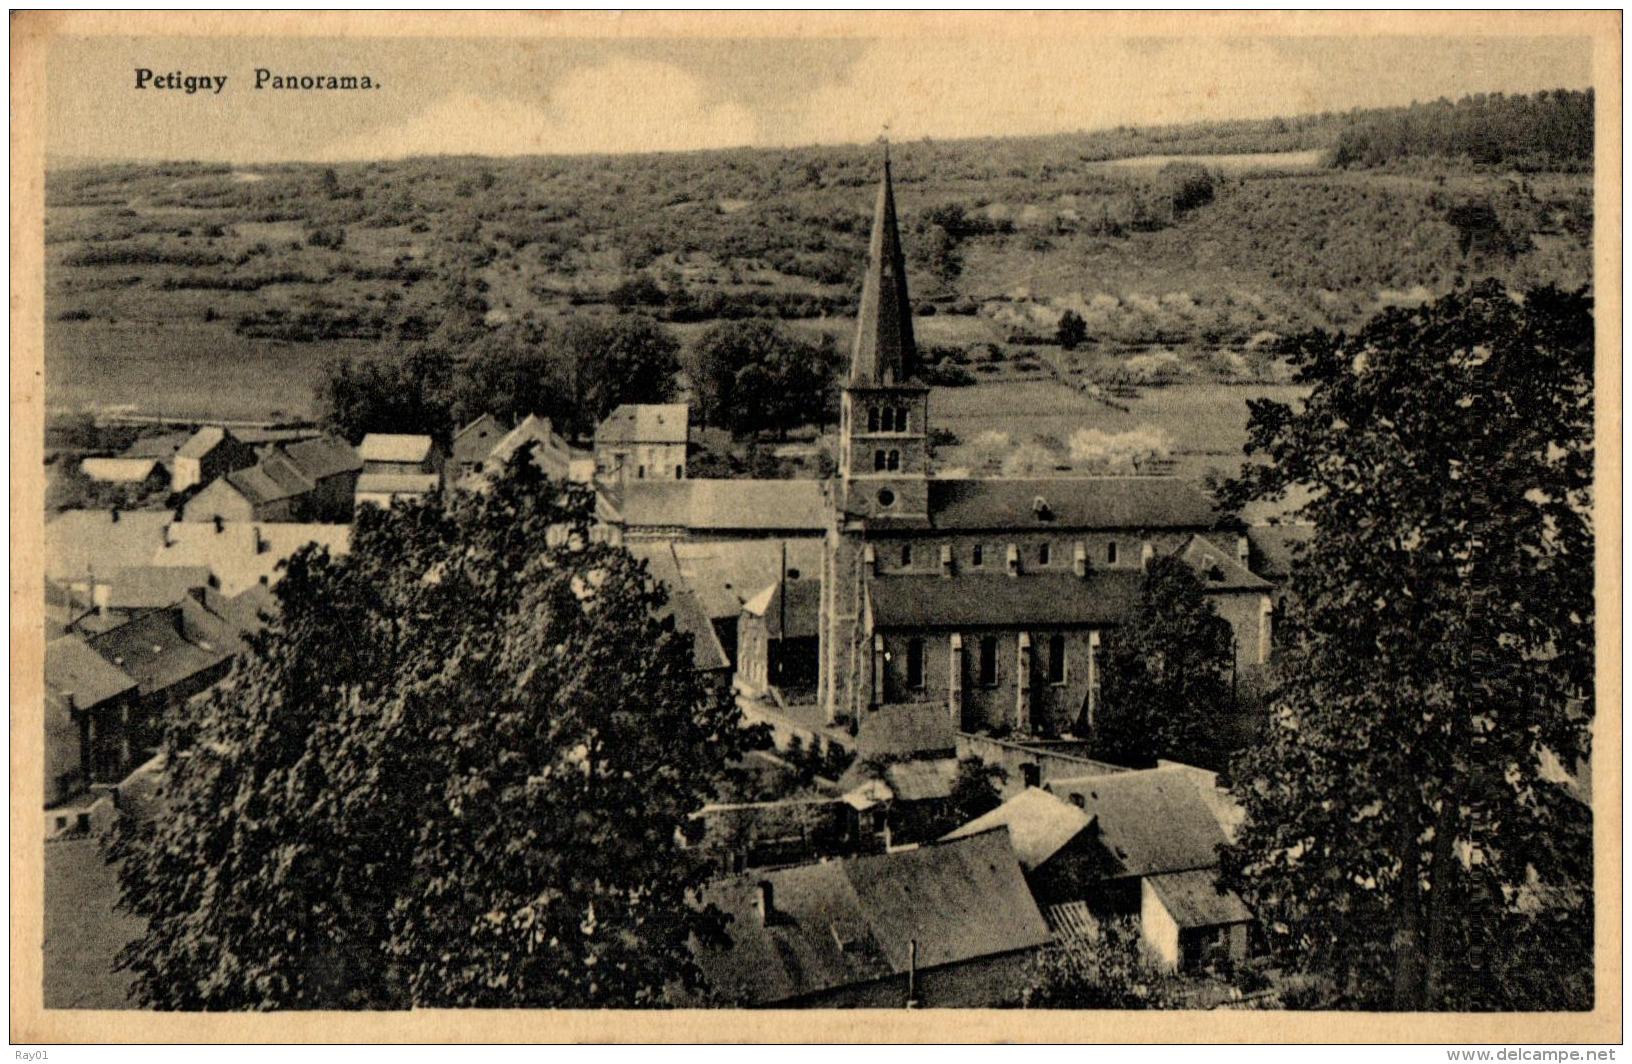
<box><xmin>819</xmin><ymin>148</ymin><xmax>931</xmax><ymax>723</ymax></box>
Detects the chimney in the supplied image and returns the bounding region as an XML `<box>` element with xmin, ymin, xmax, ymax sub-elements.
<box><xmin>1005</xmin><ymin>543</ymin><xmax>1019</xmax><ymax>578</ymax></box>
<box><xmin>864</xmin><ymin>543</ymin><xmax>876</xmax><ymax>577</ymax></box>
<box><xmin>110</xmin><ymin>508</ymin><xmax>120</xmax><ymax>524</ymax></box>
<box><xmin>213</xmin><ymin>514</ymin><xmax>224</xmax><ymax>534</ymax></box>
<box><xmin>162</xmin><ymin>523</ymin><xmax>172</xmax><ymax>548</ymax></box>
<box><xmin>254</xmin><ymin>526</ymin><xmax>267</xmax><ymax>554</ymax></box>
<box><xmin>755</xmin><ymin>880</ymin><xmax>775</xmax><ymax>925</ymax></box>
<box><xmin>1073</xmin><ymin>542</ymin><xmax>1088</xmax><ymax>578</ymax></box>
<box><xmin>1140</xmin><ymin>541</ymin><xmax>1155</xmax><ymax>570</ymax></box>
<box><xmin>939</xmin><ymin>544</ymin><xmax>953</xmax><ymax>578</ymax></box>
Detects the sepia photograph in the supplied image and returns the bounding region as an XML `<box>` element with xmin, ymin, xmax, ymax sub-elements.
<box><xmin>10</xmin><ymin>10</ymin><xmax>1620</xmax><ymax>1044</ymax></box>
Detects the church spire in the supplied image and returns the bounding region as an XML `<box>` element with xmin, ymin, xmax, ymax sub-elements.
<box><xmin>849</xmin><ymin>147</ymin><xmax>918</xmax><ymax>386</ymax></box>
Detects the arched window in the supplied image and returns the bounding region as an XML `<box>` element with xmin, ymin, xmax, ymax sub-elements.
<box><xmin>874</xmin><ymin>450</ymin><xmax>888</xmax><ymax>472</ymax></box>
<box><xmin>887</xmin><ymin>450</ymin><xmax>901</xmax><ymax>471</ymax></box>
<box><xmin>868</xmin><ymin>407</ymin><xmax>879</xmax><ymax>432</ymax></box>
<box><xmin>978</xmin><ymin>637</ymin><xmax>998</xmax><ymax>687</ymax></box>
<box><xmin>897</xmin><ymin>408</ymin><xmax>909</xmax><ymax>433</ymax></box>
<box><xmin>882</xmin><ymin>406</ymin><xmax>896</xmax><ymax>432</ymax></box>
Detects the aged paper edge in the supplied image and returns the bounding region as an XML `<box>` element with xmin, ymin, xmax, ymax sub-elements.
<box><xmin>8</xmin><ymin>9</ymin><xmax>1622</xmax><ymax>1045</ymax></box>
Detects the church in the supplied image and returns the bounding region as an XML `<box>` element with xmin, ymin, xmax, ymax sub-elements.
<box><xmin>806</xmin><ymin>153</ymin><xmax>1275</xmax><ymax>737</ymax></box>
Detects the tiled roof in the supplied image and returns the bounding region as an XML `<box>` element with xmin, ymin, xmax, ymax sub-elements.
<box><xmin>46</xmin><ymin>635</ymin><xmax>137</xmax><ymax>708</ymax></box>
<box><xmin>358</xmin><ymin>433</ymin><xmax>435</xmax><ymax>464</ymax></box>
<box><xmin>174</xmin><ymin>426</ymin><xmax>229</xmax><ymax>460</ymax></box>
<box><xmin>1145</xmin><ymin>869</ymin><xmax>1253</xmax><ymax>928</ymax></box>
<box><xmin>151</xmin><ymin>522</ymin><xmax>351</xmax><ymax>596</ymax></box>
<box><xmin>944</xmin><ymin>787</ymin><xmax>1095</xmax><ymax>872</ymax></box>
<box><xmin>451</xmin><ymin>414</ymin><xmax>509</xmax><ymax>463</ymax></box>
<box><xmin>121</xmin><ymin>431</ymin><xmax>193</xmax><ymax>461</ymax></box>
<box><xmin>47</xmin><ymin>511</ymin><xmax>174</xmax><ymax>583</ymax></box>
<box><xmin>88</xmin><ymin>607</ymin><xmax>230</xmax><ymax>696</ymax></box>
<box><xmin>855</xmin><ymin>702</ymin><xmax>958</xmax><ymax>761</ymax></box>
<box><xmin>281</xmin><ymin>435</ymin><xmax>362</xmax><ymax>481</ymax></box>
<box><xmin>1046</xmin><ymin>767</ymin><xmax>1231</xmax><ymax>878</ymax></box>
<box><xmin>80</xmin><ymin>457</ymin><xmax>162</xmax><ymax>483</ymax></box>
<box><xmin>926</xmin><ymin>477</ymin><xmax>1218</xmax><ymax>531</ymax></box>
<box><xmin>693</xmin><ymin>827</ymin><xmax>1048</xmax><ymax>1005</ymax></box>
<box><xmin>867</xmin><ymin>570</ymin><xmax>1144</xmax><ymax>629</ymax></box>
<box><xmin>666</xmin><ymin>588</ymin><xmax>731</xmax><ymax>673</ymax></box>
<box><xmin>741</xmin><ymin>577</ymin><xmax>822</xmax><ymax>640</ymax></box>
<box><xmin>356</xmin><ymin>473</ymin><xmax>440</xmax><ymax>496</ymax></box>
<box><xmin>226</xmin><ymin>463</ymin><xmax>309</xmax><ymax>505</ymax></box>
<box><xmin>619</xmin><ymin>479</ymin><xmax>827</xmax><ymax>533</ymax></box>
<box><xmin>668</xmin><ymin>538</ymin><xmax>826</xmax><ymax>621</ymax></box>
<box><xmin>485</xmin><ymin>415</ymin><xmax>589</xmax><ymax>482</ymax></box>
<box><xmin>882</xmin><ymin>757</ymin><xmax>961</xmax><ymax>802</ymax></box>
<box><xmin>103</xmin><ymin>565</ymin><xmax>212</xmax><ymax>610</ymax></box>
<box><xmin>1176</xmin><ymin>534</ymin><xmax>1272</xmax><ymax>592</ymax></box>
<box><xmin>595</xmin><ymin>403</ymin><xmax>689</xmax><ymax>445</ymax></box>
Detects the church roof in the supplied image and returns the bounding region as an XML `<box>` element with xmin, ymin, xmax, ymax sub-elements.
<box><xmin>849</xmin><ymin>151</ymin><xmax>919</xmax><ymax>388</ymax></box>
<box><xmin>925</xmin><ymin>477</ymin><xmax>1218</xmax><ymax>531</ymax></box>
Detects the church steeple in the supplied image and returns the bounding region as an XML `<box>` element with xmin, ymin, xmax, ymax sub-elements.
<box><xmin>850</xmin><ymin>147</ymin><xmax>918</xmax><ymax>386</ymax></box>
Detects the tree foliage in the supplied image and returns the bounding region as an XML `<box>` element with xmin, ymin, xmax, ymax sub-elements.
<box><xmin>946</xmin><ymin>757</ymin><xmax>1008</xmax><ymax>826</ymax></box>
<box><xmin>1021</xmin><ymin>918</ymin><xmax>1181</xmax><ymax>1009</ymax></box>
<box><xmin>559</xmin><ymin>315</ymin><xmax>681</xmax><ymax>435</ymax></box>
<box><xmin>685</xmin><ymin>319</ymin><xmax>840</xmax><ymax>437</ymax></box>
<box><xmin>1218</xmin><ymin>281</ymin><xmax>1595</xmax><ymax>1010</ymax></box>
<box><xmin>1330</xmin><ymin>89</ymin><xmax>1594</xmax><ymax>171</ymax></box>
<box><xmin>1092</xmin><ymin>555</ymin><xmax>1235</xmax><ymax>768</ymax></box>
<box><xmin>314</xmin><ymin>344</ymin><xmax>454</xmax><ymax>446</ymax></box>
<box><xmin>1055</xmin><ymin>309</ymin><xmax>1088</xmax><ymax>351</ymax></box>
<box><xmin>108</xmin><ymin>452</ymin><xmax>749</xmax><ymax>1008</ymax></box>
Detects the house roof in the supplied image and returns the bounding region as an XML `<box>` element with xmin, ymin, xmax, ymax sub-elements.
<box><xmin>668</xmin><ymin>538</ymin><xmax>826</xmax><ymax>621</ymax></box>
<box><xmin>358</xmin><ymin>433</ymin><xmax>435</xmax><ymax>463</ymax></box>
<box><xmin>618</xmin><ymin>479</ymin><xmax>827</xmax><ymax>534</ymax></box>
<box><xmin>451</xmin><ymin>414</ymin><xmax>509</xmax><ymax>463</ymax></box>
<box><xmin>924</xmin><ymin>477</ymin><xmax>1218</xmax><ymax>531</ymax></box>
<box><xmin>855</xmin><ymin>702</ymin><xmax>958</xmax><ymax>761</ymax></box>
<box><xmin>88</xmin><ymin>606</ymin><xmax>231</xmax><ymax>696</ymax></box>
<box><xmin>944</xmin><ymin>787</ymin><xmax>1095</xmax><ymax>872</ymax></box>
<box><xmin>1145</xmin><ymin>869</ymin><xmax>1253</xmax><ymax>929</ymax></box>
<box><xmin>484</xmin><ymin>415</ymin><xmax>588</xmax><ymax>481</ymax></box>
<box><xmin>103</xmin><ymin>565</ymin><xmax>212</xmax><ymax>610</ymax></box>
<box><xmin>221</xmin><ymin>582</ymin><xmax>280</xmax><ymax>635</ymax></box>
<box><xmin>280</xmin><ymin>435</ymin><xmax>362</xmax><ymax>481</ymax></box>
<box><xmin>121</xmin><ymin>431</ymin><xmax>193</xmax><ymax>461</ymax></box>
<box><xmin>151</xmin><ymin>522</ymin><xmax>351</xmax><ymax>597</ymax></box>
<box><xmin>867</xmin><ymin>570</ymin><xmax>1144</xmax><ymax>629</ymax></box>
<box><xmin>356</xmin><ymin>473</ymin><xmax>440</xmax><ymax>496</ymax></box>
<box><xmin>1046</xmin><ymin>767</ymin><xmax>1231</xmax><ymax>878</ymax></box>
<box><xmin>175</xmin><ymin>426</ymin><xmax>231</xmax><ymax>460</ymax></box>
<box><xmin>226</xmin><ymin>463</ymin><xmax>310</xmax><ymax>505</ymax></box>
<box><xmin>1177</xmin><ymin>534</ymin><xmax>1272</xmax><ymax>592</ymax></box>
<box><xmin>47</xmin><ymin>510</ymin><xmax>174</xmax><ymax>583</ymax></box>
<box><xmin>741</xmin><ymin>577</ymin><xmax>822</xmax><ymax>640</ymax></box>
<box><xmin>80</xmin><ymin>457</ymin><xmax>162</xmax><ymax>483</ymax></box>
<box><xmin>693</xmin><ymin>827</ymin><xmax>1048</xmax><ymax>1005</ymax></box>
<box><xmin>881</xmin><ymin>757</ymin><xmax>961</xmax><ymax>802</ymax></box>
<box><xmin>666</xmin><ymin>587</ymin><xmax>731</xmax><ymax>673</ymax></box>
<box><xmin>595</xmin><ymin>403</ymin><xmax>689</xmax><ymax>446</ymax></box>
<box><xmin>46</xmin><ymin>635</ymin><xmax>137</xmax><ymax>708</ymax></box>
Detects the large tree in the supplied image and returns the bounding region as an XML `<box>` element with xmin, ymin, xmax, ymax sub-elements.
<box><xmin>560</xmin><ymin>315</ymin><xmax>681</xmax><ymax>435</ymax></box>
<box><xmin>685</xmin><ymin>319</ymin><xmax>840</xmax><ymax>437</ymax></box>
<box><xmin>109</xmin><ymin>451</ymin><xmax>748</xmax><ymax>1008</ymax></box>
<box><xmin>1218</xmin><ymin>281</ymin><xmax>1595</xmax><ymax>1010</ymax></box>
<box><xmin>1092</xmin><ymin>554</ymin><xmax>1235</xmax><ymax>768</ymax></box>
<box><xmin>315</xmin><ymin>343</ymin><xmax>454</xmax><ymax>445</ymax></box>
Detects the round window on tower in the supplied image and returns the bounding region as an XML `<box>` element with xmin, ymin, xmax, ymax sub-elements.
<box><xmin>877</xmin><ymin>488</ymin><xmax>896</xmax><ymax>508</ymax></box>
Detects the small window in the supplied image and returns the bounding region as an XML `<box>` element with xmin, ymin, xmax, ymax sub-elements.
<box><xmin>1047</xmin><ymin>633</ymin><xmax>1066</xmax><ymax>684</ymax></box>
<box><xmin>906</xmin><ymin>638</ymin><xmax>925</xmax><ymax>689</ymax></box>
<box><xmin>887</xmin><ymin>449</ymin><xmax>901</xmax><ymax>471</ymax></box>
<box><xmin>971</xmin><ymin>545</ymin><xmax>984</xmax><ymax>567</ymax></box>
<box><xmin>898</xmin><ymin>409</ymin><xmax>910</xmax><ymax>433</ymax></box>
<box><xmin>675</xmin><ymin>465</ymin><xmax>683</xmax><ymax>479</ymax></box>
<box><xmin>1106</xmin><ymin>541</ymin><xmax>1118</xmax><ymax>565</ymax></box>
<box><xmin>978</xmin><ymin>636</ymin><xmax>998</xmax><ymax>686</ymax></box>
<box><xmin>877</xmin><ymin>488</ymin><xmax>895</xmax><ymax>508</ymax></box>
<box><xmin>901</xmin><ymin>543</ymin><xmax>912</xmax><ymax>567</ymax></box>
<box><xmin>868</xmin><ymin>407</ymin><xmax>880</xmax><ymax>432</ymax></box>
<box><xmin>875</xmin><ymin>450</ymin><xmax>888</xmax><ymax>472</ymax></box>
<box><xmin>1038</xmin><ymin>543</ymin><xmax>1051</xmax><ymax>566</ymax></box>
<box><xmin>637</xmin><ymin>465</ymin><xmax>646</xmax><ymax>479</ymax></box>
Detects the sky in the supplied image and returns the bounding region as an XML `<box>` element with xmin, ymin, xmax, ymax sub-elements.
<box><xmin>46</xmin><ymin>34</ymin><xmax>1596</xmax><ymax>163</ymax></box>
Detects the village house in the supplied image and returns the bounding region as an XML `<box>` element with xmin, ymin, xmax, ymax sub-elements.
<box><xmin>179</xmin><ymin>434</ymin><xmax>359</xmax><ymax>524</ymax></box>
<box><xmin>735</xmin><ymin>576</ymin><xmax>822</xmax><ymax>699</ymax></box>
<box><xmin>466</xmin><ymin>414</ymin><xmax>596</xmax><ymax>487</ymax></box>
<box><xmin>358</xmin><ymin>432</ymin><xmax>445</xmax><ymax>479</ymax></box>
<box><xmin>45</xmin><ymin>636</ymin><xmax>140</xmax><ymax>806</ymax></box>
<box><xmin>79</xmin><ymin>456</ymin><xmax>168</xmax><ymax>492</ymax></box>
<box><xmin>260</xmin><ymin>435</ymin><xmax>363</xmax><ymax>521</ymax></box>
<box><xmin>600</xmin><ymin>478</ymin><xmax>827</xmax><ymax>544</ymax></box>
<box><xmin>170</xmin><ymin>426</ymin><xmax>257</xmax><ymax>493</ymax></box>
<box><xmin>150</xmin><ymin>520</ymin><xmax>351</xmax><ymax>596</ymax></box>
<box><xmin>690</xmin><ymin>827</ymin><xmax>1051</xmax><ymax>1007</ymax></box>
<box><xmin>46</xmin><ymin>510</ymin><xmax>175</xmax><ymax>598</ymax></box>
<box><xmin>594</xmin><ymin>402</ymin><xmax>689</xmax><ymax>483</ymax></box>
<box><xmin>449</xmin><ymin>413</ymin><xmax>509</xmax><ymax>480</ymax></box>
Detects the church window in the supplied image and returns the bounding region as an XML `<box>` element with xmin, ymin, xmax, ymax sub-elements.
<box><xmin>901</xmin><ymin>543</ymin><xmax>912</xmax><ymax>567</ymax></box>
<box><xmin>877</xmin><ymin>488</ymin><xmax>895</xmax><ymax>508</ymax></box>
<box><xmin>887</xmin><ymin>450</ymin><xmax>901</xmax><ymax>471</ymax></box>
<box><xmin>971</xmin><ymin>545</ymin><xmax>984</xmax><ymax>567</ymax></box>
<box><xmin>875</xmin><ymin>450</ymin><xmax>888</xmax><ymax>472</ymax></box>
<box><xmin>906</xmin><ymin>638</ymin><xmax>925</xmax><ymax>689</ymax></box>
<box><xmin>1047</xmin><ymin>633</ymin><xmax>1067</xmax><ymax>684</ymax></box>
<box><xmin>1106</xmin><ymin>541</ymin><xmax>1119</xmax><ymax>565</ymax></box>
<box><xmin>868</xmin><ymin>407</ymin><xmax>880</xmax><ymax>432</ymax></box>
<box><xmin>897</xmin><ymin>408</ymin><xmax>910</xmax><ymax>432</ymax></box>
<box><xmin>882</xmin><ymin>406</ymin><xmax>896</xmax><ymax>432</ymax></box>
<box><xmin>1038</xmin><ymin>543</ymin><xmax>1051</xmax><ymax>566</ymax></box>
<box><xmin>978</xmin><ymin>637</ymin><xmax>998</xmax><ymax>686</ymax></box>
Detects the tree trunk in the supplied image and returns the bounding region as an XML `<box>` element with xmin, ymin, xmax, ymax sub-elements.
<box><xmin>1391</xmin><ymin>799</ymin><xmax>1426</xmax><ymax>1010</ymax></box>
<box><xmin>1421</xmin><ymin>782</ymin><xmax>1464</xmax><ymax>1009</ymax></box>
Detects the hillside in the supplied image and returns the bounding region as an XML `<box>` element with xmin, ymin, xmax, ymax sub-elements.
<box><xmin>44</xmin><ymin>92</ymin><xmax>1593</xmax><ymax>426</ymax></box>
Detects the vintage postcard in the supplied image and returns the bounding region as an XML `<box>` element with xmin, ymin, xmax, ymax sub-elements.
<box><xmin>9</xmin><ymin>10</ymin><xmax>1622</xmax><ymax>1044</ymax></box>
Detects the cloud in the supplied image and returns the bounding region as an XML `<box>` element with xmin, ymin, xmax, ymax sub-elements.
<box><xmin>320</xmin><ymin>58</ymin><xmax>757</xmax><ymax>159</ymax></box>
